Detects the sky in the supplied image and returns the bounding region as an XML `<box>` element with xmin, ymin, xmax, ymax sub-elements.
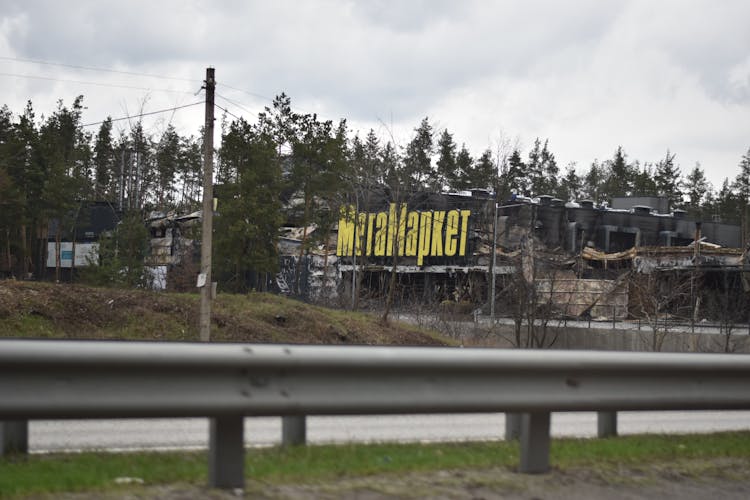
<box><xmin>1</xmin><ymin>0</ymin><xmax>749</xmax><ymax>189</ymax></box>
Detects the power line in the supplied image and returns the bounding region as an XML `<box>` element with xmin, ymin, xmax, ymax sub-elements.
<box><xmin>82</xmin><ymin>101</ymin><xmax>204</xmax><ymax>127</ymax></box>
<box><xmin>0</xmin><ymin>71</ymin><xmax>195</xmax><ymax>95</ymax></box>
<box><xmin>2</xmin><ymin>56</ymin><xmax>317</xmax><ymax>119</ymax></box>
<box><xmin>2</xmin><ymin>56</ymin><xmax>274</xmax><ymax>105</ymax></box>
<box><xmin>0</xmin><ymin>56</ymin><xmax>330</xmax><ymax>112</ymax></box>
<box><xmin>216</xmin><ymin>82</ymin><xmax>274</xmax><ymax>103</ymax></box>
<box><xmin>2</xmin><ymin>56</ymin><xmax>275</xmax><ymax>105</ymax></box>
<box><xmin>0</xmin><ymin>55</ymin><xmax>201</xmax><ymax>83</ymax></box>
<box><xmin>216</xmin><ymin>85</ymin><xmax>312</xmax><ymax>118</ymax></box>
<box><xmin>2</xmin><ymin>58</ymin><xmax>331</xmax><ymax>129</ymax></box>
<box><xmin>215</xmin><ymin>92</ymin><xmax>257</xmax><ymax>115</ymax></box>
<box><xmin>3</xmin><ymin>55</ymin><xmax>270</xmax><ymax>100</ymax></box>
<box><xmin>215</xmin><ymin>104</ymin><xmax>243</xmax><ymax>122</ymax></box>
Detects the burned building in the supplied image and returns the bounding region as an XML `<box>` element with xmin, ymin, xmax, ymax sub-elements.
<box><xmin>279</xmin><ymin>190</ymin><xmax>748</xmax><ymax>323</ymax></box>
<box><xmin>498</xmin><ymin>195</ymin><xmax>741</xmax><ymax>256</ymax></box>
<box><xmin>273</xmin><ymin>190</ymin><xmax>496</xmax><ymax>304</ymax></box>
<box><xmin>144</xmin><ymin>210</ymin><xmax>201</xmax><ymax>290</ymax></box>
<box><xmin>43</xmin><ymin>201</ymin><xmax>121</xmax><ymax>281</ymax></box>
<box><xmin>495</xmin><ymin>195</ymin><xmax>749</xmax><ymax>322</ymax></box>
<box><xmin>331</xmin><ymin>190</ymin><xmax>497</xmax><ymax>306</ymax></box>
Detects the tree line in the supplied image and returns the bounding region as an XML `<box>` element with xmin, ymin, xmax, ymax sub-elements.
<box><xmin>1</xmin><ymin>94</ymin><xmax>749</xmax><ymax>289</ymax></box>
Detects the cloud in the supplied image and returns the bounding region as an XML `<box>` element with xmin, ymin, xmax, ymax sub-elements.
<box><xmin>1</xmin><ymin>0</ymin><xmax>749</xmax><ymax>186</ymax></box>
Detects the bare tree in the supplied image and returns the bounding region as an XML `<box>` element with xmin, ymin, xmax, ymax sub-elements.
<box><xmin>630</xmin><ymin>268</ymin><xmax>693</xmax><ymax>351</ymax></box>
<box><xmin>496</xmin><ymin>234</ymin><xmax>561</xmax><ymax>349</ymax></box>
<box><xmin>703</xmin><ymin>270</ymin><xmax>749</xmax><ymax>353</ymax></box>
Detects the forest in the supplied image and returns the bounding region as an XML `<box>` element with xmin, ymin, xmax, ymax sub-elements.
<box><xmin>1</xmin><ymin>93</ymin><xmax>750</xmax><ymax>291</ymax></box>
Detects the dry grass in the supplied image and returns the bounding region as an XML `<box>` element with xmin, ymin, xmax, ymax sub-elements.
<box><xmin>0</xmin><ymin>280</ymin><xmax>450</xmax><ymax>346</ymax></box>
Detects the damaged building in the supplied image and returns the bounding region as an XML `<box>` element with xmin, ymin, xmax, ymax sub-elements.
<box><xmin>143</xmin><ymin>210</ymin><xmax>201</xmax><ymax>290</ymax></box>
<box><xmin>274</xmin><ymin>189</ymin><xmax>496</xmax><ymax>304</ymax></box>
<box><xmin>42</xmin><ymin>201</ymin><xmax>121</xmax><ymax>281</ymax></box>
<box><xmin>490</xmin><ymin>195</ymin><xmax>747</xmax><ymax>322</ymax></box>
<box><xmin>40</xmin><ymin>204</ymin><xmax>202</xmax><ymax>289</ymax></box>
<box><xmin>43</xmin><ymin>189</ymin><xmax>749</xmax><ymax>325</ymax></box>
<box><xmin>279</xmin><ymin>191</ymin><xmax>749</xmax><ymax>323</ymax></box>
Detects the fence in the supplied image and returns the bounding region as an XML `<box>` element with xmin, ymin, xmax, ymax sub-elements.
<box><xmin>2</xmin><ymin>340</ymin><xmax>750</xmax><ymax>489</ymax></box>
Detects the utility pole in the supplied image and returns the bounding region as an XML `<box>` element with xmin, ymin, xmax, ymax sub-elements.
<box><xmin>490</xmin><ymin>197</ymin><xmax>498</xmax><ymax>321</ymax></box>
<box><xmin>199</xmin><ymin>67</ymin><xmax>215</xmax><ymax>342</ymax></box>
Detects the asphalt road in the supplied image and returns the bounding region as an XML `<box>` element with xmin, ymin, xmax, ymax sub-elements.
<box><xmin>29</xmin><ymin>411</ymin><xmax>750</xmax><ymax>453</ymax></box>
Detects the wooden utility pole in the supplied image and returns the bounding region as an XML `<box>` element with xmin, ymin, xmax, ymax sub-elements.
<box><xmin>199</xmin><ymin>67</ymin><xmax>215</xmax><ymax>342</ymax></box>
<box><xmin>490</xmin><ymin>198</ymin><xmax>498</xmax><ymax>321</ymax></box>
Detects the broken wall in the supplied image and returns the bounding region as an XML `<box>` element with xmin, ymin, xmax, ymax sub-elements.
<box><xmin>536</xmin><ymin>277</ymin><xmax>629</xmax><ymax>319</ymax></box>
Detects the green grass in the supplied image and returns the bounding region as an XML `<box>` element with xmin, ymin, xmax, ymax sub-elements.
<box><xmin>0</xmin><ymin>315</ymin><xmax>59</xmax><ymax>339</ymax></box>
<box><xmin>0</xmin><ymin>451</ymin><xmax>207</xmax><ymax>498</ymax></box>
<box><xmin>552</xmin><ymin>431</ymin><xmax>750</xmax><ymax>463</ymax></box>
<box><xmin>2</xmin><ymin>432</ymin><xmax>750</xmax><ymax>498</ymax></box>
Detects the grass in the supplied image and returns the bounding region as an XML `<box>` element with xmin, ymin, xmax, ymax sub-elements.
<box><xmin>0</xmin><ymin>451</ymin><xmax>206</xmax><ymax>498</ymax></box>
<box><xmin>0</xmin><ymin>281</ymin><xmax>448</xmax><ymax>346</ymax></box>
<box><xmin>2</xmin><ymin>432</ymin><xmax>750</xmax><ymax>498</ymax></box>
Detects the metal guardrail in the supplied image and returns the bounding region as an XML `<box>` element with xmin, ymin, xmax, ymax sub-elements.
<box><xmin>2</xmin><ymin>339</ymin><xmax>750</xmax><ymax>489</ymax></box>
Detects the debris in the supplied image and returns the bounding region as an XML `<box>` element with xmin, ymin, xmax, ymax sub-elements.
<box><xmin>114</xmin><ymin>476</ymin><xmax>144</xmax><ymax>485</ymax></box>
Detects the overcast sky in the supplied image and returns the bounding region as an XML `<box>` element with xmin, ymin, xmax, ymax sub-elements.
<box><xmin>1</xmin><ymin>0</ymin><xmax>749</xmax><ymax>189</ymax></box>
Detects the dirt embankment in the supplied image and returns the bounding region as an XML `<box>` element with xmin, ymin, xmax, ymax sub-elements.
<box><xmin>0</xmin><ymin>280</ymin><xmax>448</xmax><ymax>346</ymax></box>
<box><xmin>16</xmin><ymin>458</ymin><xmax>750</xmax><ymax>499</ymax></box>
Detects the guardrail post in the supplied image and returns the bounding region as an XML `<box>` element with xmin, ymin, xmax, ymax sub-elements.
<box><xmin>282</xmin><ymin>415</ymin><xmax>307</xmax><ymax>446</ymax></box>
<box><xmin>208</xmin><ymin>415</ymin><xmax>244</xmax><ymax>489</ymax></box>
<box><xmin>0</xmin><ymin>420</ymin><xmax>28</xmax><ymax>456</ymax></box>
<box><xmin>597</xmin><ymin>411</ymin><xmax>618</xmax><ymax>437</ymax></box>
<box><xmin>504</xmin><ymin>412</ymin><xmax>521</xmax><ymax>440</ymax></box>
<box><xmin>519</xmin><ymin>412</ymin><xmax>550</xmax><ymax>473</ymax></box>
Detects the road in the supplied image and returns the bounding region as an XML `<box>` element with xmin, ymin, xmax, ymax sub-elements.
<box><xmin>393</xmin><ymin>311</ymin><xmax>749</xmax><ymax>336</ymax></box>
<box><xmin>29</xmin><ymin>411</ymin><xmax>750</xmax><ymax>453</ymax></box>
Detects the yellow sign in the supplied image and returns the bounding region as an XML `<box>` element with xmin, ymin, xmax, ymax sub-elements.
<box><xmin>336</xmin><ymin>203</ymin><xmax>471</xmax><ymax>265</ymax></box>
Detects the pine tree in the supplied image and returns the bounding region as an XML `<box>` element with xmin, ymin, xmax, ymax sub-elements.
<box><xmin>154</xmin><ymin>125</ymin><xmax>181</xmax><ymax>209</ymax></box>
<box><xmin>177</xmin><ymin>134</ymin><xmax>203</xmax><ymax>211</ymax></box>
<box><xmin>38</xmin><ymin>97</ymin><xmax>91</xmax><ymax>281</ymax></box>
<box><xmin>581</xmin><ymin>160</ymin><xmax>603</xmax><ymax>203</ymax></box>
<box><xmin>632</xmin><ymin>162</ymin><xmax>658</xmax><ymax>196</ymax></box>
<box><xmin>601</xmin><ymin>146</ymin><xmax>634</xmax><ymax>202</ymax></box>
<box><xmin>93</xmin><ymin>118</ymin><xmax>116</xmax><ymax>200</ymax></box>
<box><xmin>524</xmin><ymin>138</ymin><xmax>559</xmax><ymax>196</ymax></box>
<box><xmin>350</xmin><ymin>129</ymin><xmax>384</xmax><ymax>192</ymax></box>
<box><xmin>7</xmin><ymin>102</ymin><xmax>44</xmax><ymax>278</ymax></box>
<box><xmin>402</xmin><ymin>117</ymin><xmax>435</xmax><ymax>190</ymax></box>
<box><xmin>733</xmin><ymin>147</ymin><xmax>750</xmax><ymax>245</ymax></box>
<box><xmin>288</xmin><ymin>111</ymin><xmax>351</xmax><ymax>291</ymax></box>
<box><xmin>556</xmin><ymin>163</ymin><xmax>581</xmax><ymax>201</ymax></box>
<box><xmin>505</xmin><ymin>149</ymin><xmax>529</xmax><ymax>197</ymax></box>
<box><xmin>381</xmin><ymin>141</ymin><xmax>400</xmax><ymax>188</ymax></box>
<box><xmin>214</xmin><ymin>120</ymin><xmax>283</xmax><ymax>292</ymax></box>
<box><xmin>123</xmin><ymin>122</ymin><xmax>153</xmax><ymax>210</ymax></box>
<box><xmin>684</xmin><ymin>163</ymin><xmax>709</xmax><ymax>218</ymax></box>
<box><xmin>214</xmin><ymin>118</ymin><xmax>284</xmax><ymax>292</ymax></box>
<box><xmin>526</xmin><ymin>138</ymin><xmax>544</xmax><ymax>196</ymax></box>
<box><xmin>258</xmin><ymin>93</ymin><xmax>299</xmax><ymax>154</ymax></box>
<box><xmin>79</xmin><ymin>211</ymin><xmax>151</xmax><ymax>288</ymax></box>
<box><xmin>464</xmin><ymin>147</ymin><xmax>493</xmax><ymax>191</ymax></box>
<box><xmin>363</xmin><ymin>129</ymin><xmax>384</xmax><ymax>185</ymax></box>
<box><xmin>716</xmin><ymin>178</ymin><xmax>741</xmax><ymax>224</ymax></box>
<box><xmin>0</xmin><ymin>106</ymin><xmax>23</xmax><ymax>276</ymax></box>
<box><xmin>435</xmin><ymin>129</ymin><xmax>456</xmax><ymax>191</ymax></box>
<box><xmin>544</xmin><ymin>140</ymin><xmax>559</xmax><ymax>194</ymax></box>
<box><xmin>702</xmin><ymin>184</ymin><xmax>718</xmax><ymax>221</ymax></box>
<box><xmin>654</xmin><ymin>150</ymin><xmax>683</xmax><ymax>209</ymax></box>
<box><xmin>734</xmin><ymin>148</ymin><xmax>750</xmax><ymax>204</ymax></box>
